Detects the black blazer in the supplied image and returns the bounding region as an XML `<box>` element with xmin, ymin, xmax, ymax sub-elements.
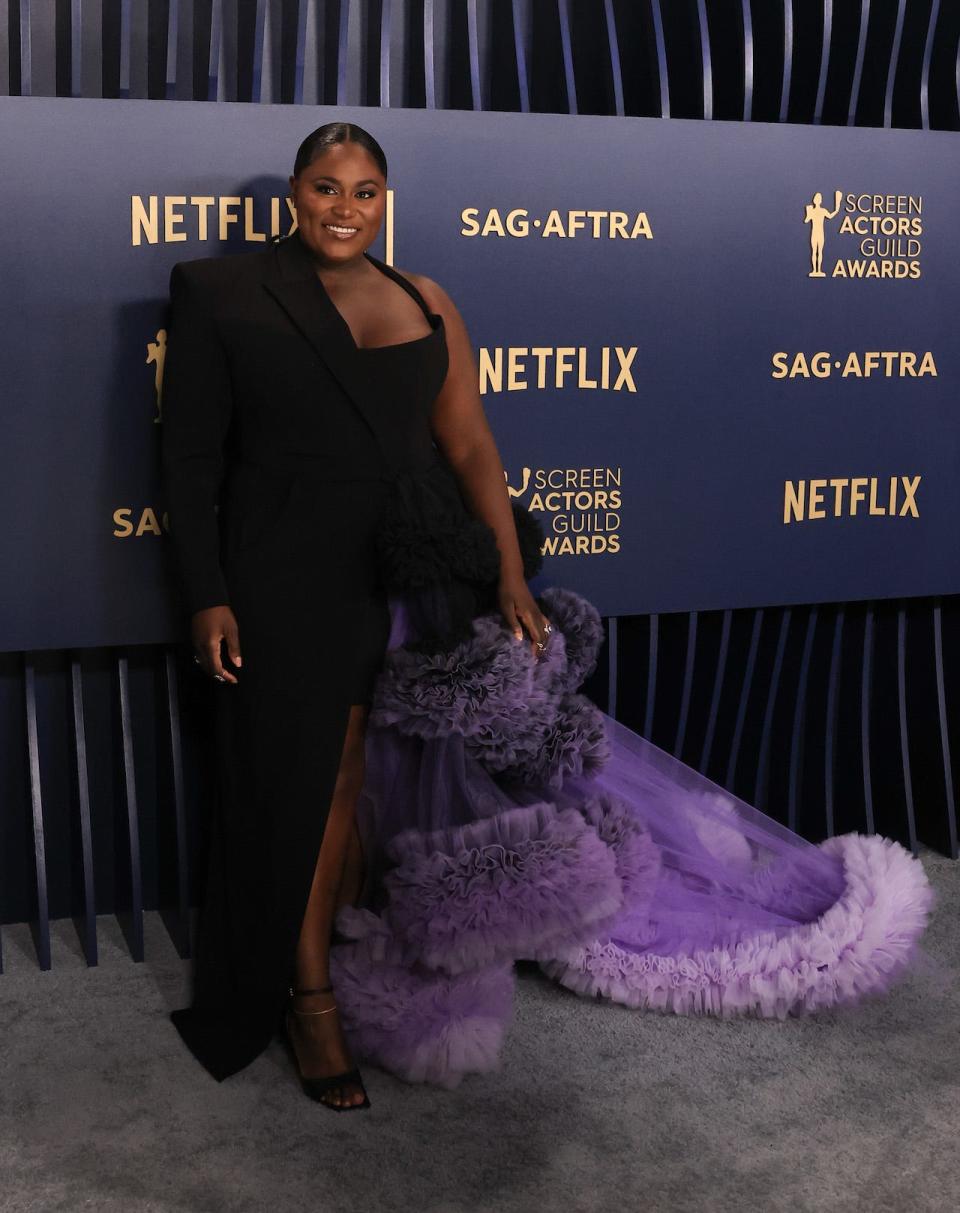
<box><xmin>160</xmin><ymin>229</ymin><xmax>445</xmax><ymax>617</ymax></box>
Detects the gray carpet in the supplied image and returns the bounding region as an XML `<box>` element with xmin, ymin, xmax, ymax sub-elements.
<box><xmin>0</xmin><ymin>846</ymin><xmax>956</xmax><ymax>1213</ymax></box>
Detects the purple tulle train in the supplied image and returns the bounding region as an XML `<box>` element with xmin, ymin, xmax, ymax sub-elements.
<box><xmin>329</xmin><ymin>585</ymin><xmax>936</xmax><ymax>1088</ymax></box>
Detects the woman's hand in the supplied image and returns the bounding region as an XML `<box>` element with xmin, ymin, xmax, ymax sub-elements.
<box><xmin>497</xmin><ymin>574</ymin><xmax>551</xmax><ymax>659</ymax></box>
<box><xmin>191</xmin><ymin>605</ymin><xmax>242</xmax><ymax>684</ymax></box>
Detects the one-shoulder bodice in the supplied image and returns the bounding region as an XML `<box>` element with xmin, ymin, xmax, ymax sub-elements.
<box><xmin>320</xmin><ymin>251</ymin><xmax>450</xmax><ymax>480</ymax></box>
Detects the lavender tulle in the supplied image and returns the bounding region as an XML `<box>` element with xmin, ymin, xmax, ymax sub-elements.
<box><xmin>329</xmin><ymin>584</ymin><xmax>936</xmax><ymax>1088</ymax></box>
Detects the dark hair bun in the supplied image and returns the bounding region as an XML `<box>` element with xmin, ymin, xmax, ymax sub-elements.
<box><xmin>293</xmin><ymin>122</ymin><xmax>388</xmax><ymax>179</ymax></box>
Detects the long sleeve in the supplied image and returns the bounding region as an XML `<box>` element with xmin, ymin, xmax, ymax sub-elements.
<box><xmin>160</xmin><ymin>262</ymin><xmax>234</xmax><ymax>615</ymax></box>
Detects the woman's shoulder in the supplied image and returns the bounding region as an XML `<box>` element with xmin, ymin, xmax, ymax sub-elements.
<box><xmin>170</xmin><ymin>244</ymin><xmax>273</xmax><ymax>295</ymax></box>
<box><xmin>389</xmin><ymin>265</ymin><xmax>459</xmax><ymax>318</ymax></box>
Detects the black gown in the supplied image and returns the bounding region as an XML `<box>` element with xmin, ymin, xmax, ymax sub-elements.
<box><xmin>162</xmin><ymin>229</ymin><xmax>455</xmax><ymax>1080</ymax></box>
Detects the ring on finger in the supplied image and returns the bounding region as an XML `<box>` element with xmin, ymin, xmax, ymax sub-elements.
<box><xmin>213</xmin><ymin>673</ymin><xmax>226</xmax><ymax>682</ymax></box>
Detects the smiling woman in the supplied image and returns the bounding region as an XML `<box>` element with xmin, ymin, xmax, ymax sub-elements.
<box><xmin>162</xmin><ymin>120</ymin><xmax>552</xmax><ymax>1112</ymax></box>
<box><xmin>288</xmin><ymin>131</ymin><xmax>435</xmax><ymax>349</ymax></box>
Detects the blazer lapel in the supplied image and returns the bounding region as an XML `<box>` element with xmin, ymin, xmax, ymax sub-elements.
<box><xmin>261</xmin><ymin>229</ymin><xmax>386</xmax><ymax>452</ymax></box>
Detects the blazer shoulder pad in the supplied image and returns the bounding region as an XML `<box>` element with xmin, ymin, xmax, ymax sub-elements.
<box><xmin>170</xmin><ymin>245</ymin><xmax>271</xmax><ymax>294</ymax></box>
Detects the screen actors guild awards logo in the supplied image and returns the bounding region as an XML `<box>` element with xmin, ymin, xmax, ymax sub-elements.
<box><xmin>803</xmin><ymin>190</ymin><xmax>842</xmax><ymax>277</ymax></box>
<box><xmin>146</xmin><ymin>329</ymin><xmax>167</xmax><ymax>423</ymax></box>
<box><xmin>801</xmin><ymin>189</ymin><xmax>922</xmax><ymax>279</ymax></box>
<box><xmin>505</xmin><ymin>466</ymin><xmax>621</xmax><ymax>556</ymax></box>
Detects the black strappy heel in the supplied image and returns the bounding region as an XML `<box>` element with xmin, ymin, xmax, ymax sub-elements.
<box><xmin>283</xmin><ymin>984</ymin><xmax>371</xmax><ymax>1111</ymax></box>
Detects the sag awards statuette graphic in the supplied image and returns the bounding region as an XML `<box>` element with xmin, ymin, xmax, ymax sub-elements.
<box><xmin>804</xmin><ymin>191</ymin><xmax>843</xmax><ymax>276</ymax></box>
<box><xmin>111</xmin><ymin>330</ymin><xmax>171</xmax><ymax>541</ymax></box>
<box><xmin>146</xmin><ymin>329</ymin><xmax>166</xmax><ymax>422</ymax></box>
<box><xmin>802</xmin><ymin>190</ymin><xmax>923</xmax><ymax>279</ymax></box>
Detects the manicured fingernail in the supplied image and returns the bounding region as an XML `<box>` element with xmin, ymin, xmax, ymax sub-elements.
<box><xmin>234</xmin><ymin>656</ymin><xmax>242</xmax><ymax>667</ymax></box>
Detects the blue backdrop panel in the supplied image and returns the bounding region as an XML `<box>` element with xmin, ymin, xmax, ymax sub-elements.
<box><xmin>0</xmin><ymin>97</ymin><xmax>957</xmax><ymax>652</ymax></box>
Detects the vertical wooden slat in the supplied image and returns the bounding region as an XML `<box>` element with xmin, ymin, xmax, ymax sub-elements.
<box><xmin>673</xmin><ymin>612</ymin><xmax>697</xmax><ymax>759</ymax></box>
<box><xmin>557</xmin><ymin>0</ymin><xmax>577</xmax><ymax>115</ymax></box>
<box><xmin>225</xmin><ymin>0</ymin><xmax>241</xmax><ymax>101</ymax></box>
<box><xmin>23</xmin><ymin>656</ymin><xmax>51</xmax><ymax>970</ymax></box>
<box><xmin>207</xmin><ymin>0</ymin><xmax>222</xmax><ymax>100</ymax></box>
<box><xmin>251</xmin><ymin>0</ymin><xmax>267</xmax><ymax>102</ymax></box>
<box><xmin>602</xmin><ymin>0</ymin><xmax>624</xmax><ymax>117</ymax></box>
<box><xmin>165</xmin><ymin>0</ymin><xmax>179</xmax><ymax>99</ymax></box>
<box><xmin>69</xmin><ymin>656</ymin><xmax>98</xmax><ymax>965</ymax></box>
<box><xmin>266</xmin><ymin>0</ymin><xmax>283</xmax><ymax>103</ymax></box>
<box><xmin>788</xmin><ymin>606</ymin><xmax>818</xmax><ymax>832</ymax></box>
<box><xmin>643</xmin><ymin>614</ymin><xmax>658</xmax><ymax>738</ymax></box>
<box><xmin>695</xmin><ymin>0</ymin><xmax>711</xmax><ymax>119</ymax></box>
<box><xmin>823</xmin><ymin>606</ymin><xmax>844</xmax><ymax>837</ymax></box>
<box><xmin>754</xmin><ymin>608</ymin><xmax>791</xmax><ymax>811</ymax></box>
<box><xmin>847</xmin><ymin>0</ymin><xmax>870</xmax><ymax>125</ymax></box>
<box><xmin>956</xmin><ymin>23</ymin><xmax>960</xmax><ymax>124</ymax></box>
<box><xmin>896</xmin><ymin>607</ymin><xmax>918</xmax><ymax>853</ymax></box>
<box><xmin>741</xmin><ymin>0</ymin><xmax>754</xmax><ymax>121</ymax></box>
<box><xmin>0</xmin><ymin>0</ymin><xmax>10</xmax><ymax>99</ymax></box>
<box><xmin>118</xmin><ymin>0</ymin><xmax>131</xmax><ymax>98</ymax></box>
<box><xmin>883</xmin><ymin>0</ymin><xmax>908</xmax><ymax>128</ymax></box>
<box><xmin>28</xmin><ymin>0</ymin><xmax>55</xmax><ymax>96</ymax></box>
<box><xmin>466</xmin><ymin>0</ymin><xmax>481</xmax><ymax>110</ymax></box>
<box><xmin>19</xmin><ymin>0</ymin><xmax>32</xmax><ymax>95</ymax></box>
<box><xmin>650</xmin><ymin>0</ymin><xmax>669</xmax><ymax>117</ymax></box>
<box><xmin>302</xmin><ymin>0</ymin><xmax>321</xmax><ymax>103</ymax></box>
<box><xmin>932</xmin><ymin>601</ymin><xmax>959</xmax><ymax>858</ymax></box>
<box><xmin>606</xmin><ymin>617</ymin><xmax>619</xmax><ymax>718</ymax></box>
<box><xmin>130</xmin><ymin>0</ymin><xmax>150</xmax><ymax>98</ymax></box>
<box><xmin>71</xmin><ymin>0</ymin><xmax>83</xmax><ymax>96</ymax></box>
<box><xmin>860</xmin><ymin>604</ymin><xmax>876</xmax><ymax>834</ymax></box>
<box><xmin>919</xmin><ymin>0</ymin><xmax>941</xmax><ymax>130</ymax></box>
<box><xmin>511</xmin><ymin>0</ymin><xmax>530</xmax><ymax>113</ymax></box>
<box><xmin>423</xmin><ymin>0</ymin><xmax>437</xmax><ymax>108</ymax></box>
<box><xmin>116</xmin><ymin>654</ymin><xmax>144</xmax><ymax>961</ymax></box>
<box><xmin>779</xmin><ymin>0</ymin><xmax>793</xmax><ymax>122</ymax></box>
<box><xmin>161</xmin><ymin>652</ymin><xmax>191</xmax><ymax>957</ymax></box>
<box><xmin>699</xmin><ymin>609</ymin><xmax>732</xmax><ymax>773</ymax></box>
<box><xmin>292</xmin><ymin>0</ymin><xmax>308</xmax><ymax>103</ymax></box>
<box><xmin>813</xmin><ymin>0</ymin><xmax>833</xmax><ymax>123</ymax></box>
<box><xmin>175</xmin><ymin>0</ymin><xmax>195</xmax><ymax>102</ymax></box>
<box><xmin>725</xmin><ymin>608</ymin><xmax>762</xmax><ymax>790</ymax></box>
<box><xmin>379</xmin><ymin>0</ymin><xmax>392</xmax><ymax>106</ymax></box>
<box><xmin>336</xmin><ymin>0</ymin><xmax>350</xmax><ymax>104</ymax></box>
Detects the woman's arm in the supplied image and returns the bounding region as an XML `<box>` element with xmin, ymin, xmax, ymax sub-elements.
<box><xmin>160</xmin><ymin>262</ymin><xmax>242</xmax><ymax>681</ymax></box>
<box><xmin>414</xmin><ymin>274</ymin><xmax>550</xmax><ymax>654</ymax></box>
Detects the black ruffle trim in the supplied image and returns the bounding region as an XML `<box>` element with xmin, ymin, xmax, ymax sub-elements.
<box><xmin>375</xmin><ymin>457</ymin><xmax>544</xmax><ymax>594</ymax></box>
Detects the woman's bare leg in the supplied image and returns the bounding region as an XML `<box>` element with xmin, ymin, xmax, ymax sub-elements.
<box><xmin>289</xmin><ymin>703</ymin><xmax>368</xmax><ymax>1107</ymax></box>
<box><xmin>336</xmin><ymin>818</ymin><xmax>366</xmax><ymax>910</ymax></box>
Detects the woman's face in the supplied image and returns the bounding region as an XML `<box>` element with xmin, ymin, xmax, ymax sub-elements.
<box><xmin>288</xmin><ymin>141</ymin><xmax>386</xmax><ymax>266</ymax></box>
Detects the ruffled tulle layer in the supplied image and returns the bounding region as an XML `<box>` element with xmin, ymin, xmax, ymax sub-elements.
<box><xmin>328</xmin><ymin>584</ymin><xmax>935</xmax><ymax>1087</ymax></box>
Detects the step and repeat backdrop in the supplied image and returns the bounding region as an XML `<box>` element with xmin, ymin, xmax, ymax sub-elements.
<box><xmin>1</xmin><ymin>97</ymin><xmax>957</xmax><ymax>651</ymax></box>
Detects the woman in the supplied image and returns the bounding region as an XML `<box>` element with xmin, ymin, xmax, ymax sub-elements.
<box><xmin>162</xmin><ymin>123</ymin><xmax>934</xmax><ymax>1113</ymax></box>
<box><xmin>162</xmin><ymin>121</ymin><xmax>549</xmax><ymax>1110</ymax></box>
